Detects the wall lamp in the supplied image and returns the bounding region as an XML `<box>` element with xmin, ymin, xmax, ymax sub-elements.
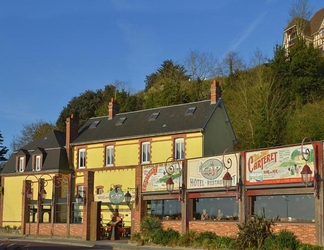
<box><xmin>124</xmin><ymin>187</ymin><xmax>138</xmax><ymax>204</ymax></box>
<box><xmin>26</xmin><ymin>188</ymin><xmax>33</xmax><ymax>200</ymax></box>
<box><xmin>222</xmin><ymin>149</ymin><xmax>242</xmax><ymax>200</ymax></box>
<box><xmin>75</xmin><ymin>190</ymin><xmax>86</xmax><ymax>204</ymax></box>
<box><xmin>300</xmin><ymin>137</ymin><xmax>322</xmax><ymax>198</ymax></box>
<box><xmin>24</xmin><ymin>174</ymin><xmax>50</xmax><ymax>201</ymax></box>
<box><xmin>164</xmin><ymin>157</ymin><xmax>185</xmax><ymax>202</ymax></box>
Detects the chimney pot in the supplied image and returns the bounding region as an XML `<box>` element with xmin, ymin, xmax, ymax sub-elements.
<box><xmin>108</xmin><ymin>98</ymin><xmax>120</xmax><ymax>120</ymax></box>
<box><xmin>210</xmin><ymin>79</ymin><xmax>222</xmax><ymax>104</ymax></box>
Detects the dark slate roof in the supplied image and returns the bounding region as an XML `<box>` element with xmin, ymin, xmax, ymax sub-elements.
<box><xmin>1</xmin><ymin>130</ymin><xmax>70</xmax><ymax>174</ymax></box>
<box><xmin>284</xmin><ymin>17</ymin><xmax>310</xmax><ymax>34</ymax></box>
<box><xmin>72</xmin><ymin>99</ymin><xmax>225</xmax><ymax>145</ymax></box>
<box><xmin>284</xmin><ymin>8</ymin><xmax>324</xmax><ymax>36</ymax></box>
<box><xmin>310</xmin><ymin>7</ymin><xmax>324</xmax><ymax>35</ymax></box>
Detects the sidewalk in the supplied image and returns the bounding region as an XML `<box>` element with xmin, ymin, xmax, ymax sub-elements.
<box><xmin>0</xmin><ymin>233</ymin><xmax>199</xmax><ymax>250</ymax></box>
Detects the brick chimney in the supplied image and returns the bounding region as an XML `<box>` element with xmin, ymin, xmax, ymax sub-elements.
<box><xmin>108</xmin><ymin>98</ymin><xmax>120</xmax><ymax>120</ymax></box>
<box><xmin>210</xmin><ymin>79</ymin><xmax>222</xmax><ymax>104</ymax></box>
<box><xmin>66</xmin><ymin>114</ymin><xmax>79</xmax><ymax>168</ymax></box>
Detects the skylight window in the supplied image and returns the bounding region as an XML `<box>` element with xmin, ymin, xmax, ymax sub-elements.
<box><xmin>116</xmin><ymin>117</ymin><xmax>127</xmax><ymax>126</ymax></box>
<box><xmin>185</xmin><ymin>107</ymin><xmax>196</xmax><ymax>115</ymax></box>
<box><xmin>149</xmin><ymin>112</ymin><xmax>160</xmax><ymax>121</ymax></box>
<box><xmin>90</xmin><ymin>121</ymin><xmax>100</xmax><ymax>129</ymax></box>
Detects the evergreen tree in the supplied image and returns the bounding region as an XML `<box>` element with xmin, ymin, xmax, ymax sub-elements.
<box><xmin>0</xmin><ymin>132</ymin><xmax>8</xmax><ymax>164</ymax></box>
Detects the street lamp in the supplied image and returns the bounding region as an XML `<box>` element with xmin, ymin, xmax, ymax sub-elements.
<box><xmin>221</xmin><ymin>149</ymin><xmax>242</xmax><ymax>200</ymax></box>
<box><xmin>39</xmin><ymin>188</ymin><xmax>47</xmax><ymax>200</ymax></box>
<box><xmin>300</xmin><ymin>137</ymin><xmax>322</xmax><ymax>198</ymax></box>
<box><xmin>26</xmin><ymin>188</ymin><xmax>33</xmax><ymax>200</ymax></box>
<box><xmin>124</xmin><ymin>187</ymin><xmax>138</xmax><ymax>204</ymax></box>
<box><xmin>164</xmin><ymin>157</ymin><xmax>185</xmax><ymax>202</ymax></box>
<box><xmin>166</xmin><ymin>177</ymin><xmax>174</xmax><ymax>193</ymax></box>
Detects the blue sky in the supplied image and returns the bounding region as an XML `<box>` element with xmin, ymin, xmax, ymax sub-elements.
<box><xmin>1</xmin><ymin>0</ymin><xmax>323</xmax><ymax>154</ymax></box>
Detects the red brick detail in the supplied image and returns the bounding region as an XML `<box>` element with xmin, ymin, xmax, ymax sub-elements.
<box><xmin>161</xmin><ymin>221</ymin><xmax>182</xmax><ymax>232</ymax></box>
<box><xmin>66</xmin><ymin>114</ymin><xmax>79</xmax><ymax>168</ymax></box>
<box><xmin>273</xmin><ymin>223</ymin><xmax>315</xmax><ymax>245</ymax></box>
<box><xmin>189</xmin><ymin>221</ymin><xmax>237</xmax><ymax>237</ymax></box>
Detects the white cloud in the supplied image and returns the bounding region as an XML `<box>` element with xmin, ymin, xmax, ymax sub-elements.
<box><xmin>227</xmin><ymin>11</ymin><xmax>267</xmax><ymax>56</ymax></box>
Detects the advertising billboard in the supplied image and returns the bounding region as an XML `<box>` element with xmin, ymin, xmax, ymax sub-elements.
<box><xmin>245</xmin><ymin>144</ymin><xmax>314</xmax><ymax>186</ymax></box>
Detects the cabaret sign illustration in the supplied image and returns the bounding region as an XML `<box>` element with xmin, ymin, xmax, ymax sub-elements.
<box><xmin>142</xmin><ymin>162</ymin><xmax>182</xmax><ymax>193</ymax></box>
<box><xmin>245</xmin><ymin>145</ymin><xmax>314</xmax><ymax>186</ymax></box>
<box><xmin>187</xmin><ymin>155</ymin><xmax>237</xmax><ymax>190</ymax></box>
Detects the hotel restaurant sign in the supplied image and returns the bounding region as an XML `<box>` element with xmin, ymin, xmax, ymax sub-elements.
<box><xmin>186</xmin><ymin>154</ymin><xmax>238</xmax><ymax>190</ymax></box>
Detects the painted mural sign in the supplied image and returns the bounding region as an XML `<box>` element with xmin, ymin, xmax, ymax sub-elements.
<box><xmin>142</xmin><ymin>161</ymin><xmax>182</xmax><ymax>193</ymax></box>
<box><xmin>245</xmin><ymin>145</ymin><xmax>314</xmax><ymax>186</ymax></box>
<box><xmin>187</xmin><ymin>154</ymin><xmax>238</xmax><ymax>190</ymax></box>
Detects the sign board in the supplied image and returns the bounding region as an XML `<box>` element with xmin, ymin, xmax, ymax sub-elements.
<box><xmin>142</xmin><ymin>161</ymin><xmax>182</xmax><ymax>193</ymax></box>
<box><xmin>245</xmin><ymin>144</ymin><xmax>314</xmax><ymax>186</ymax></box>
<box><xmin>109</xmin><ymin>189</ymin><xmax>125</xmax><ymax>204</ymax></box>
<box><xmin>187</xmin><ymin>154</ymin><xmax>238</xmax><ymax>190</ymax></box>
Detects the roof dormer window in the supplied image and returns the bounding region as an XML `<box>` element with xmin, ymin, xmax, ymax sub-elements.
<box><xmin>185</xmin><ymin>107</ymin><xmax>196</xmax><ymax>115</ymax></box>
<box><xmin>149</xmin><ymin>112</ymin><xmax>159</xmax><ymax>121</ymax></box>
<box><xmin>116</xmin><ymin>117</ymin><xmax>126</xmax><ymax>126</ymax></box>
<box><xmin>34</xmin><ymin>155</ymin><xmax>42</xmax><ymax>171</ymax></box>
<box><xmin>90</xmin><ymin>120</ymin><xmax>100</xmax><ymax>129</ymax></box>
<box><xmin>17</xmin><ymin>156</ymin><xmax>25</xmax><ymax>172</ymax></box>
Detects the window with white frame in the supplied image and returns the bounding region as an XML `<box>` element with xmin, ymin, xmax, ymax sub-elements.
<box><xmin>18</xmin><ymin>157</ymin><xmax>25</xmax><ymax>172</ymax></box>
<box><xmin>175</xmin><ymin>138</ymin><xmax>184</xmax><ymax>160</ymax></box>
<box><xmin>142</xmin><ymin>142</ymin><xmax>150</xmax><ymax>164</ymax></box>
<box><xmin>35</xmin><ymin>155</ymin><xmax>41</xmax><ymax>171</ymax></box>
<box><xmin>105</xmin><ymin>146</ymin><xmax>114</xmax><ymax>166</ymax></box>
<box><xmin>78</xmin><ymin>149</ymin><xmax>86</xmax><ymax>168</ymax></box>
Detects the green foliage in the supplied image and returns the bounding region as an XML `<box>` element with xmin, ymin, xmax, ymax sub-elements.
<box><xmin>10</xmin><ymin>120</ymin><xmax>55</xmax><ymax>151</ymax></box>
<box><xmin>0</xmin><ymin>132</ymin><xmax>8</xmax><ymax>163</ymax></box>
<box><xmin>193</xmin><ymin>231</ymin><xmax>217</xmax><ymax>247</ymax></box>
<box><xmin>284</xmin><ymin>100</ymin><xmax>324</xmax><ymax>144</ymax></box>
<box><xmin>152</xmin><ymin>228</ymin><xmax>180</xmax><ymax>246</ymax></box>
<box><xmin>210</xmin><ymin>236</ymin><xmax>237</xmax><ymax>250</ymax></box>
<box><xmin>262</xmin><ymin>230</ymin><xmax>300</xmax><ymax>250</ymax></box>
<box><xmin>140</xmin><ymin>216</ymin><xmax>161</xmax><ymax>243</ymax></box>
<box><xmin>144</xmin><ymin>60</ymin><xmax>189</xmax><ymax>91</ymax></box>
<box><xmin>236</xmin><ymin>214</ymin><xmax>275</xmax><ymax>250</ymax></box>
<box><xmin>299</xmin><ymin>244</ymin><xmax>324</xmax><ymax>250</ymax></box>
<box><xmin>50</xmin><ymin>36</ymin><xmax>324</xmax><ymax>151</ymax></box>
<box><xmin>178</xmin><ymin>230</ymin><xmax>197</xmax><ymax>246</ymax></box>
<box><xmin>130</xmin><ymin>231</ymin><xmax>144</xmax><ymax>246</ymax></box>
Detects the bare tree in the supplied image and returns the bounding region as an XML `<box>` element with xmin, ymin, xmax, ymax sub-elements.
<box><xmin>249</xmin><ymin>48</ymin><xmax>268</xmax><ymax>68</ymax></box>
<box><xmin>184</xmin><ymin>50</ymin><xmax>218</xmax><ymax>81</ymax></box>
<box><xmin>11</xmin><ymin>120</ymin><xmax>56</xmax><ymax>151</ymax></box>
<box><xmin>218</xmin><ymin>51</ymin><xmax>246</xmax><ymax>77</ymax></box>
<box><xmin>288</xmin><ymin>0</ymin><xmax>313</xmax><ymax>34</ymax></box>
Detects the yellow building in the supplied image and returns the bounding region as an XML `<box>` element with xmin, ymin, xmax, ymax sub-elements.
<box><xmin>69</xmin><ymin>80</ymin><xmax>236</xmax><ymax>238</ymax></box>
<box><xmin>0</xmin><ymin>80</ymin><xmax>236</xmax><ymax>240</ymax></box>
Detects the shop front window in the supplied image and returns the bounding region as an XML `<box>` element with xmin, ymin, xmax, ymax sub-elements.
<box><xmin>251</xmin><ymin>194</ymin><xmax>314</xmax><ymax>222</ymax></box>
<box><xmin>147</xmin><ymin>200</ymin><xmax>182</xmax><ymax>220</ymax></box>
<box><xmin>193</xmin><ymin>197</ymin><xmax>239</xmax><ymax>221</ymax></box>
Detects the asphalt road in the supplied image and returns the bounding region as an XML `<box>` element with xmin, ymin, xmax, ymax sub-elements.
<box><xmin>0</xmin><ymin>239</ymin><xmax>113</xmax><ymax>249</ymax></box>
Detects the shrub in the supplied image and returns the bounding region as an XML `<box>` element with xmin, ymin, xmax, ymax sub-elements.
<box><xmin>193</xmin><ymin>231</ymin><xmax>217</xmax><ymax>247</ymax></box>
<box><xmin>130</xmin><ymin>231</ymin><xmax>144</xmax><ymax>245</ymax></box>
<box><xmin>140</xmin><ymin>216</ymin><xmax>161</xmax><ymax>243</ymax></box>
<box><xmin>263</xmin><ymin>230</ymin><xmax>300</xmax><ymax>250</ymax></box>
<box><xmin>276</xmin><ymin>229</ymin><xmax>300</xmax><ymax>250</ymax></box>
<box><xmin>299</xmin><ymin>244</ymin><xmax>324</xmax><ymax>250</ymax></box>
<box><xmin>179</xmin><ymin>230</ymin><xmax>197</xmax><ymax>246</ymax></box>
<box><xmin>152</xmin><ymin>228</ymin><xmax>180</xmax><ymax>246</ymax></box>
<box><xmin>210</xmin><ymin>236</ymin><xmax>237</xmax><ymax>250</ymax></box>
<box><xmin>236</xmin><ymin>214</ymin><xmax>275</xmax><ymax>250</ymax></box>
